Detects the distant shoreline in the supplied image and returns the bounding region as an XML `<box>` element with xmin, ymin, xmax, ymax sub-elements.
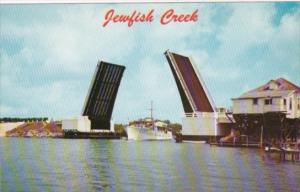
<box><xmin>1</xmin><ymin>121</ymin><xmax>63</xmax><ymax>137</ymax></box>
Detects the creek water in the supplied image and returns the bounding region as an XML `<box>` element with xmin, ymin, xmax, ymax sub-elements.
<box><xmin>1</xmin><ymin>138</ymin><xmax>299</xmax><ymax>192</ymax></box>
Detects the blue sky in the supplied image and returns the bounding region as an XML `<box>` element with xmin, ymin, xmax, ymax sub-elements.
<box><xmin>1</xmin><ymin>3</ymin><xmax>299</xmax><ymax>123</ymax></box>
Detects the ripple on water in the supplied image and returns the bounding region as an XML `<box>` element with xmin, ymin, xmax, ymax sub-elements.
<box><xmin>1</xmin><ymin>138</ymin><xmax>299</xmax><ymax>192</ymax></box>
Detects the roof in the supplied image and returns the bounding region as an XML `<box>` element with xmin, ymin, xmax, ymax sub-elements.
<box><xmin>233</xmin><ymin>78</ymin><xmax>300</xmax><ymax>99</ymax></box>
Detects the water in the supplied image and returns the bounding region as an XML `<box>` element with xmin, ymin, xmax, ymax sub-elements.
<box><xmin>1</xmin><ymin>138</ymin><xmax>299</xmax><ymax>192</ymax></box>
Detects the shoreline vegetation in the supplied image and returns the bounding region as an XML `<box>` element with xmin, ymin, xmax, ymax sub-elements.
<box><xmin>3</xmin><ymin>121</ymin><xmax>63</xmax><ymax>137</ymax></box>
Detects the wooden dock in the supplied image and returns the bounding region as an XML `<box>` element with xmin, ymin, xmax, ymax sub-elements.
<box><xmin>266</xmin><ymin>147</ymin><xmax>300</xmax><ymax>162</ymax></box>
<box><xmin>209</xmin><ymin>141</ymin><xmax>260</xmax><ymax>148</ymax></box>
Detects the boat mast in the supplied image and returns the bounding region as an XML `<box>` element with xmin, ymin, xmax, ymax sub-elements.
<box><xmin>150</xmin><ymin>101</ymin><xmax>154</xmax><ymax>130</ymax></box>
<box><xmin>150</xmin><ymin>101</ymin><xmax>153</xmax><ymax>120</ymax></box>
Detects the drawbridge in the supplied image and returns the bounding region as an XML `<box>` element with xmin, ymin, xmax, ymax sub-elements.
<box><xmin>62</xmin><ymin>61</ymin><xmax>125</xmax><ymax>136</ymax></box>
<box><xmin>83</xmin><ymin>61</ymin><xmax>125</xmax><ymax>130</ymax></box>
<box><xmin>165</xmin><ymin>50</ymin><xmax>231</xmax><ymax>141</ymax></box>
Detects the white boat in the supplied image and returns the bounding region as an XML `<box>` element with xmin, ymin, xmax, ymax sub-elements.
<box><xmin>125</xmin><ymin>101</ymin><xmax>173</xmax><ymax>141</ymax></box>
<box><xmin>126</xmin><ymin>124</ymin><xmax>173</xmax><ymax>140</ymax></box>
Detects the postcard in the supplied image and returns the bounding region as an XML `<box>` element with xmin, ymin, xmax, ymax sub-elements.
<box><xmin>0</xmin><ymin>1</ymin><xmax>299</xmax><ymax>192</ymax></box>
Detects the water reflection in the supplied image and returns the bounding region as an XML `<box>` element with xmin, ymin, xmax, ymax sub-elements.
<box><xmin>0</xmin><ymin>138</ymin><xmax>299</xmax><ymax>192</ymax></box>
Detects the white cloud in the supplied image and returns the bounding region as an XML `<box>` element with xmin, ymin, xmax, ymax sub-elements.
<box><xmin>1</xmin><ymin>3</ymin><xmax>299</xmax><ymax>123</ymax></box>
<box><xmin>270</xmin><ymin>9</ymin><xmax>300</xmax><ymax>70</ymax></box>
<box><xmin>0</xmin><ymin>104</ymin><xmax>29</xmax><ymax>117</ymax></box>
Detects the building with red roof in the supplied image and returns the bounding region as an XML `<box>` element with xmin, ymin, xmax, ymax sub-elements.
<box><xmin>232</xmin><ymin>78</ymin><xmax>300</xmax><ymax>142</ymax></box>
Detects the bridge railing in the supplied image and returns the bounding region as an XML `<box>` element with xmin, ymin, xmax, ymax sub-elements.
<box><xmin>184</xmin><ymin>112</ymin><xmax>218</xmax><ymax>118</ymax></box>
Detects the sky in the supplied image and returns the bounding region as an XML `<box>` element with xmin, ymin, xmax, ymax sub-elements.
<box><xmin>0</xmin><ymin>2</ymin><xmax>300</xmax><ymax>123</ymax></box>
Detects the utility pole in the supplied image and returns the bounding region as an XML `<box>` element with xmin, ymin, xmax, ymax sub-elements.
<box><xmin>260</xmin><ymin>114</ymin><xmax>264</xmax><ymax>148</ymax></box>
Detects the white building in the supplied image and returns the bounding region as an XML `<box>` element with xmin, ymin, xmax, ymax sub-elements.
<box><xmin>232</xmin><ymin>78</ymin><xmax>300</xmax><ymax>119</ymax></box>
<box><xmin>232</xmin><ymin>78</ymin><xmax>300</xmax><ymax>141</ymax></box>
<box><xmin>62</xmin><ymin>116</ymin><xmax>91</xmax><ymax>132</ymax></box>
<box><xmin>62</xmin><ymin>116</ymin><xmax>116</xmax><ymax>133</ymax></box>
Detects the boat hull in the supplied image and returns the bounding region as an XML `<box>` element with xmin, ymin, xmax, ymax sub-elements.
<box><xmin>126</xmin><ymin>126</ymin><xmax>173</xmax><ymax>141</ymax></box>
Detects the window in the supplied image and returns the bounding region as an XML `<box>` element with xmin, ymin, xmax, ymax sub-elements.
<box><xmin>253</xmin><ymin>98</ymin><xmax>258</xmax><ymax>105</ymax></box>
<box><xmin>265</xmin><ymin>98</ymin><xmax>272</xmax><ymax>105</ymax></box>
<box><xmin>289</xmin><ymin>98</ymin><xmax>292</xmax><ymax>110</ymax></box>
<box><xmin>283</xmin><ymin>98</ymin><xmax>286</xmax><ymax>105</ymax></box>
